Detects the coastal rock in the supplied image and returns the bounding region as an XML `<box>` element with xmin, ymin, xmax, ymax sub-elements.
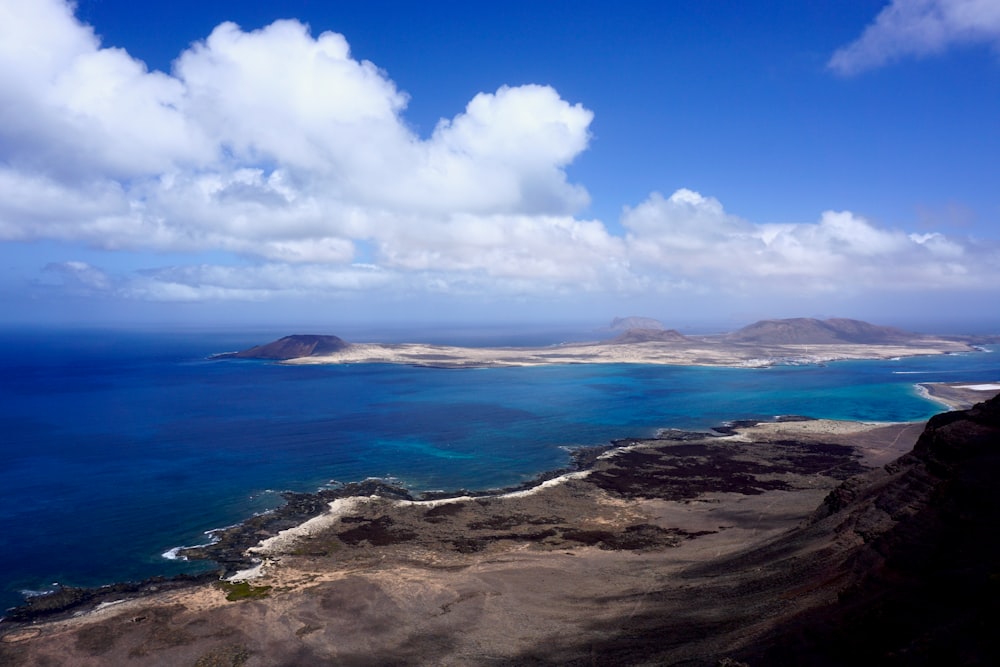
<box><xmin>178</xmin><ymin>480</ymin><xmax>414</xmax><ymax>571</ymax></box>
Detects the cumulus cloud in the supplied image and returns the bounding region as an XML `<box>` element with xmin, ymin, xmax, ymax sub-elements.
<box><xmin>33</xmin><ymin>185</ymin><xmax>998</xmax><ymax>305</ymax></box>
<box><xmin>622</xmin><ymin>189</ymin><xmax>998</xmax><ymax>293</ymax></box>
<box><xmin>0</xmin><ymin>0</ymin><xmax>596</xmax><ymax>281</ymax></box>
<box><xmin>829</xmin><ymin>0</ymin><xmax>1000</xmax><ymax>75</ymax></box>
<box><xmin>3</xmin><ymin>1</ymin><xmax>998</xmax><ymax>308</ymax></box>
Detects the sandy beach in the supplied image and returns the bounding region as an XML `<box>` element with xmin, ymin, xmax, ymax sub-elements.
<box><xmin>918</xmin><ymin>381</ymin><xmax>1000</xmax><ymax>410</ymax></box>
<box><xmin>281</xmin><ymin>337</ymin><xmax>977</xmax><ymax>368</ymax></box>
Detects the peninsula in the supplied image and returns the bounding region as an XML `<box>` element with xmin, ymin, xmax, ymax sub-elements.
<box><xmin>215</xmin><ymin>318</ymin><xmax>988</xmax><ymax>369</ymax></box>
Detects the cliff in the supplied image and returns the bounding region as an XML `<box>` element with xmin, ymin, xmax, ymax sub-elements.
<box><xmin>737</xmin><ymin>392</ymin><xmax>1000</xmax><ymax>664</ymax></box>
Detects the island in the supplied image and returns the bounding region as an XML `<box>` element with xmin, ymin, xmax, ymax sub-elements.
<box><xmin>214</xmin><ymin>318</ymin><xmax>989</xmax><ymax>368</ymax></box>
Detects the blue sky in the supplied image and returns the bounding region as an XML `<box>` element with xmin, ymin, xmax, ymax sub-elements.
<box><xmin>1</xmin><ymin>0</ymin><xmax>998</xmax><ymax>330</ymax></box>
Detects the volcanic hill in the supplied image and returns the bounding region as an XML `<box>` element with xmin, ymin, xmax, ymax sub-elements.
<box><xmin>724</xmin><ymin>317</ymin><xmax>913</xmax><ymax>345</ymax></box>
<box><xmin>608</xmin><ymin>328</ymin><xmax>693</xmax><ymax>344</ymax></box>
<box><xmin>217</xmin><ymin>334</ymin><xmax>350</xmax><ymax>360</ymax></box>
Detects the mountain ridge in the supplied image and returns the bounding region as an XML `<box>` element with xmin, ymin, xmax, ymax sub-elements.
<box><xmin>724</xmin><ymin>317</ymin><xmax>913</xmax><ymax>345</ymax></box>
<box><xmin>607</xmin><ymin>328</ymin><xmax>693</xmax><ymax>344</ymax></box>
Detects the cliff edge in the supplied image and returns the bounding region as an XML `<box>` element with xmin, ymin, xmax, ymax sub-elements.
<box><xmin>738</xmin><ymin>393</ymin><xmax>1000</xmax><ymax>664</ymax></box>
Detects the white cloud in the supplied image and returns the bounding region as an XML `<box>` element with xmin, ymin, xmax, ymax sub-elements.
<box><xmin>32</xmin><ymin>185</ymin><xmax>998</xmax><ymax>306</ymax></box>
<box><xmin>3</xmin><ymin>1</ymin><xmax>999</xmax><ymax>309</ymax></box>
<box><xmin>123</xmin><ymin>263</ymin><xmax>396</xmax><ymax>302</ymax></box>
<box><xmin>622</xmin><ymin>189</ymin><xmax>999</xmax><ymax>292</ymax></box>
<box><xmin>372</xmin><ymin>212</ymin><xmax>627</xmax><ymax>286</ymax></box>
<box><xmin>0</xmin><ymin>0</ymin><xmax>597</xmax><ymax>281</ymax></box>
<box><xmin>829</xmin><ymin>0</ymin><xmax>1000</xmax><ymax>75</ymax></box>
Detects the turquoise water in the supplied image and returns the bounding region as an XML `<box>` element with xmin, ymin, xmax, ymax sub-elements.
<box><xmin>0</xmin><ymin>329</ymin><xmax>997</xmax><ymax>614</ymax></box>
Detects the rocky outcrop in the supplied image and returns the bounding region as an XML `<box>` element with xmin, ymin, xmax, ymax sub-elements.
<box><xmin>216</xmin><ymin>334</ymin><xmax>350</xmax><ymax>360</ymax></box>
<box><xmin>738</xmin><ymin>393</ymin><xmax>1000</xmax><ymax>664</ymax></box>
<box><xmin>724</xmin><ymin>317</ymin><xmax>913</xmax><ymax>345</ymax></box>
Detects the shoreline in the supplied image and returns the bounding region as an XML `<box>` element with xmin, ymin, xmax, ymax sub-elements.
<box><xmin>4</xmin><ymin>394</ymin><xmax>998</xmax><ymax>663</ymax></box>
<box><xmin>5</xmin><ymin>378</ymin><xmax>997</xmax><ymax>628</ymax></box>
<box><xmin>279</xmin><ymin>338</ymin><xmax>983</xmax><ymax>369</ymax></box>
<box><xmin>0</xmin><ymin>410</ymin><xmax>926</xmax><ymax>629</ymax></box>
<box><xmin>0</xmin><ymin>410</ymin><xmax>945</xmax><ymax>664</ymax></box>
<box><xmin>4</xmin><ymin>380</ymin><xmax>997</xmax><ymax>630</ymax></box>
<box><xmin>918</xmin><ymin>380</ymin><xmax>1000</xmax><ymax>410</ymax></box>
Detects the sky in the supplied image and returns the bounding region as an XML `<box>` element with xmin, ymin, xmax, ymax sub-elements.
<box><xmin>1</xmin><ymin>0</ymin><xmax>999</xmax><ymax>331</ymax></box>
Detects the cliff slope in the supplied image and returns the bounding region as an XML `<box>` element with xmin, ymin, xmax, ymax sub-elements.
<box><xmin>738</xmin><ymin>392</ymin><xmax>1000</xmax><ymax>664</ymax></box>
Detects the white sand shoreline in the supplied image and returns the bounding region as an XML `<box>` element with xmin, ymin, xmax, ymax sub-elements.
<box><xmin>227</xmin><ymin>417</ymin><xmax>903</xmax><ymax>580</ymax></box>
<box><xmin>280</xmin><ymin>339</ymin><xmax>978</xmax><ymax>369</ymax></box>
<box><xmin>918</xmin><ymin>381</ymin><xmax>1000</xmax><ymax>411</ymax></box>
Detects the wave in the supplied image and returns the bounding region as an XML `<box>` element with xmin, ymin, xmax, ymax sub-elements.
<box><xmin>162</xmin><ymin>532</ymin><xmax>221</xmax><ymax>561</ymax></box>
<box><xmin>18</xmin><ymin>587</ymin><xmax>57</xmax><ymax>599</ymax></box>
<box><xmin>893</xmin><ymin>370</ymin><xmax>968</xmax><ymax>374</ymax></box>
<box><xmin>161</xmin><ymin>547</ymin><xmax>186</xmax><ymax>561</ymax></box>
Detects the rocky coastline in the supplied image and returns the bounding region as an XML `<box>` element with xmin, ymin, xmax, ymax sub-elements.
<box><xmin>3</xmin><ymin>383</ymin><xmax>998</xmax><ymax>665</ymax></box>
<box><xmin>0</xmin><ymin>430</ymin><xmax>711</xmax><ymax>625</ymax></box>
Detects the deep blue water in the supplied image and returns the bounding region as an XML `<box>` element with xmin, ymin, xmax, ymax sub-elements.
<box><xmin>1</xmin><ymin>328</ymin><xmax>998</xmax><ymax>614</ymax></box>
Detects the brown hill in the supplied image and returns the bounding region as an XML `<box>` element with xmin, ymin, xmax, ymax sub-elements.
<box><xmin>735</xmin><ymin>391</ymin><xmax>1000</xmax><ymax>664</ymax></box>
<box><xmin>607</xmin><ymin>328</ymin><xmax>692</xmax><ymax>344</ymax></box>
<box><xmin>223</xmin><ymin>334</ymin><xmax>350</xmax><ymax>360</ymax></box>
<box><xmin>725</xmin><ymin>317</ymin><xmax>912</xmax><ymax>345</ymax></box>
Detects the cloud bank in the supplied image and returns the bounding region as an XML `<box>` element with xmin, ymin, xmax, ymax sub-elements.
<box><xmin>2</xmin><ymin>0</ymin><xmax>998</xmax><ymax>308</ymax></box>
<box><xmin>829</xmin><ymin>0</ymin><xmax>1000</xmax><ymax>75</ymax></box>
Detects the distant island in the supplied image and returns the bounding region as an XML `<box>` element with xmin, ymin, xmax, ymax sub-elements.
<box><xmin>215</xmin><ymin>318</ymin><xmax>991</xmax><ymax>368</ymax></box>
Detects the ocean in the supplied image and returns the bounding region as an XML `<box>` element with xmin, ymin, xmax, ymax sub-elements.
<box><xmin>1</xmin><ymin>327</ymin><xmax>997</xmax><ymax>615</ymax></box>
